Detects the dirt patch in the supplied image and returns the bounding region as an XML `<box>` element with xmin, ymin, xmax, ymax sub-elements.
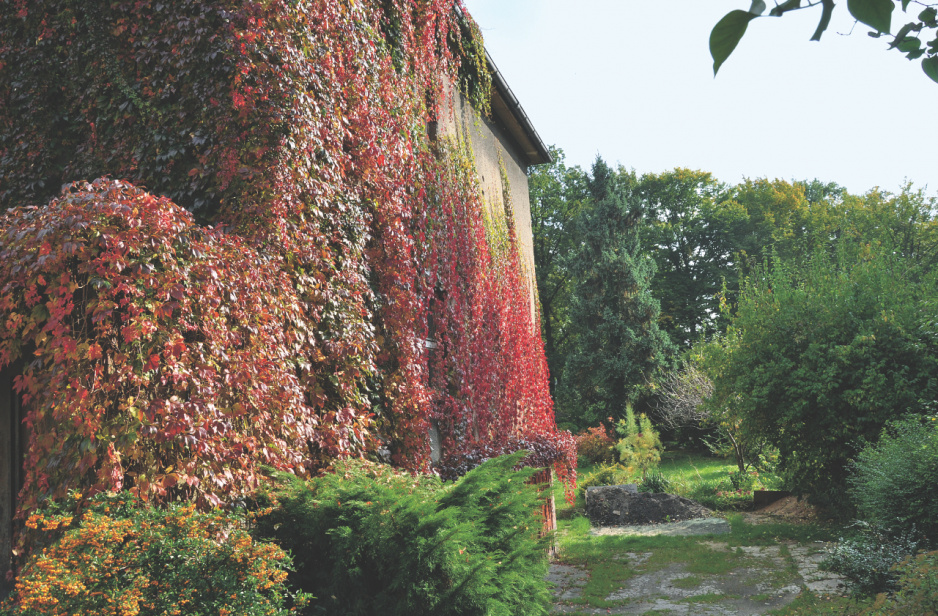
<box><xmin>742</xmin><ymin>496</ymin><xmax>819</xmax><ymax>524</ymax></box>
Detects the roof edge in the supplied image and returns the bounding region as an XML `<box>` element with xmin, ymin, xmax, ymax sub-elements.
<box><xmin>485</xmin><ymin>50</ymin><xmax>552</xmax><ymax>166</ymax></box>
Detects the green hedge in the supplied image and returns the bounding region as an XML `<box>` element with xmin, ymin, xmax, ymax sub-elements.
<box><xmin>251</xmin><ymin>452</ymin><xmax>552</xmax><ymax>616</ymax></box>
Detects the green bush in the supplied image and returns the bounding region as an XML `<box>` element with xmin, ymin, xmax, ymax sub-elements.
<box><xmin>822</xmin><ymin>522</ymin><xmax>921</xmax><ymax>596</ymax></box>
<box><xmin>251</xmin><ymin>452</ymin><xmax>551</xmax><ymax>616</ymax></box>
<box><xmin>638</xmin><ymin>470</ymin><xmax>672</xmax><ymax>494</ymax></box>
<box><xmin>578</xmin><ymin>463</ymin><xmax>632</xmax><ymax>495</ymax></box>
<box><xmin>0</xmin><ymin>492</ymin><xmax>307</xmax><ymax>616</ymax></box>
<box><xmin>850</xmin><ymin>416</ymin><xmax>938</xmax><ymax>544</ymax></box>
<box><xmin>688</xmin><ymin>479</ymin><xmax>753</xmax><ymax>511</ymax></box>
<box><xmin>701</xmin><ymin>245</ymin><xmax>938</xmax><ymax>508</ymax></box>
<box><xmin>727</xmin><ymin>469</ymin><xmax>760</xmax><ymax>491</ymax></box>
<box><xmin>865</xmin><ymin>550</ymin><xmax>938</xmax><ymax>615</ymax></box>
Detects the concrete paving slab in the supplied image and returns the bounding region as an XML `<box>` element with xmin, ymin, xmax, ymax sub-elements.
<box><xmin>591</xmin><ymin>516</ymin><xmax>731</xmax><ymax>537</ymax></box>
<box><xmin>550</xmin><ymin>524</ymin><xmax>846</xmax><ymax>615</ymax></box>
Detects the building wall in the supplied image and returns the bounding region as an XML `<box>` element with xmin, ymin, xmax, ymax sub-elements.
<box><xmin>438</xmin><ymin>87</ymin><xmax>539</xmax><ymax>319</ymax></box>
<box><xmin>0</xmin><ymin>362</ymin><xmax>20</xmax><ymax>591</ymax></box>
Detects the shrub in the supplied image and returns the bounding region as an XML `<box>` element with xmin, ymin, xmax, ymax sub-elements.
<box><xmin>251</xmin><ymin>452</ymin><xmax>551</xmax><ymax>616</ymax></box>
<box><xmin>0</xmin><ymin>492</ymin><xmax>308</xmax><ymax>616</ymax></box>
<box><xmin>849</xmin><ymin>416</ymin><xmax>938</xmax><ymax>544</ymax></box>
<box><xmin>578</xmin><ymin>463</ymin><xmax>632</xmax><ymax>495</ymax></box>
<box><xmin>688</xmin><ymin>479</ymin><xmax>753</xmax><ymax>511</ymax></box>
<box><xmin>702</xmin><ymin>245</ymin><xmax>938</xmax><ymax>508</ymax></box>
<box><xmin>638</xmin><ymin>470</ymin><xmax>672</xmax><ymax>494</ymax></box>
<box><xmin>823</xmin><ymin>522</ymin><xmax>920</xmax><ymax>596</ymax></box>
<box><xmin>865</xmin><ymin>550</ymin><xmax>938</xmax><ymax>615</ymax></box>
<box><xmin>435</xmin><ymin>433</ymin><xmax>578</xmax><ymax>504</ymax></box>
<box><xmin>615</xmin><ymin>406</ymin><xmax>662</xmax><ymax>477</ymax></box>
<box><xmin>727</xmin><ymin>469</ymin><xmax>760</xmax><ymax>491</ymax></box>
<box><xmin>574</xmin><ymin>425</ymin><xmax>617</xmax><ymax>465</ymax></box>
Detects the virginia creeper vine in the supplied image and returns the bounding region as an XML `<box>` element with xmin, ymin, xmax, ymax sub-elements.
<box><xmin>0</xmin><ymin>0</ymin><xmax>575</xmax><ymax>528</ymax></box>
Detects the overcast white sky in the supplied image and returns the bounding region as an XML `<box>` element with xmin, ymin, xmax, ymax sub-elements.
<box><xmin>462</xmin><ymin>0</ymin><xmax>936</xmax><ymax>196</ymax></box>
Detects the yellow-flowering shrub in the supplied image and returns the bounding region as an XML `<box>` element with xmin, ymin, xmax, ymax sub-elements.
<box><xmin>1</xmin><ymin>492</ymin><xmax>309</xmax><ymax>616</ymax></box>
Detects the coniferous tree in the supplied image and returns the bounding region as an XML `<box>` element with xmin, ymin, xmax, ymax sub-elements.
<box><xmin>557</xmin><ymin>158</ymin><xmax>675</xmax><ymax>428</ymax></box>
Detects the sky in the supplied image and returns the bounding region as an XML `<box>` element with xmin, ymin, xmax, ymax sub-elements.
<box><xmin>462</xmin><ymin>0</ymin><xmax>937</xmax><ymax>196</ymax></box>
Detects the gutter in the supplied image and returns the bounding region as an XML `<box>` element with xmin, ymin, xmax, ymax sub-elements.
<box><xmin>485</xmin><ymin>50</ymin><xmax>553</xmax><ymax>166</ymax></box>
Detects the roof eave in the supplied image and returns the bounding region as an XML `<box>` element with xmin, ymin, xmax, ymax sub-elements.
<box><xmin>485</xmin><ymin>51</ymin><xmax>552</xmax><ymax>166</ymax></box>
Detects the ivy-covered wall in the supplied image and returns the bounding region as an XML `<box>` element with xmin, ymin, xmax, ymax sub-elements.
<box><xmin>0</xmin><ymin>0</ymin><xmax>574</xmax><ymax>550</ymax></box>
<box><xmin>439</xmin><ymin>84</ymin><xmax>542</xmax><ymax>320</ymax></box>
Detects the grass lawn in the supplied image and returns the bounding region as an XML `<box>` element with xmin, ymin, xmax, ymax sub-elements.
<box><xmin>657</xmin><ymin>450</ymin><xmax>782</xmax><ymax>489</ymax></box>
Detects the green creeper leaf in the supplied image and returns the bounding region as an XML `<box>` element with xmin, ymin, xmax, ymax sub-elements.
<box><xmin>749</xmin><ymin>0</ymin><xmax>767</xmax><ymax>16</ymax></box>
<box><xmin>811</xmin><ymin>0</ymin><xmax>836</xmax><ymax>41</ymax></box>
<box><xmin>848</xmin><ymin>0</ymin><xmax>894</xmax><ymax>33</ymax></box>
<box><xmin>710</xmin><ymin>10</ymin><xmax>758</xmax><ymax>75</ymax></box>
<box><xmin>897</xmin><ymin>36</ymin><xmax>922</xmax><ymax>52</ymax></box>
<box><xmin>901</xmin><ymin>0</ymin><xmax>911</xmax><ymax>10</ymax></box>
<box><xmin>770</xmin><ymin>0</ymin><xmax>802</xmax><ymax>17</ymax></box>
<box><xmin>922</xmin><ymin>56</ymin><xmax>938</xmax><ymax>83</ymax></box>
<box><xmin>919</xmin><ymin>7</ymin><xmax>938</xmax><ymax>23</ymax></box>
<box><xmin>890</xmin><ymin>23</ymin><xmax>917</xmax><ymax>47</ymax></box>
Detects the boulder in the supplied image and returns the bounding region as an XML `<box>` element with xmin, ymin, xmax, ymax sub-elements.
<box><xmin>585</xmin><ymin>485</ymin><xmax>713</xmax><ymax>526</ymax></box>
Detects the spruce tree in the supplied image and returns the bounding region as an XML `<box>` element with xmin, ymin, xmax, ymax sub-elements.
<box><xmin>557</xmin><ymin>158</ymin><xmax>675</xmax><ymax>428</ymax></box>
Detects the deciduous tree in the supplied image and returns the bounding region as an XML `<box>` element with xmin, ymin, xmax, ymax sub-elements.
<box><xmin>638</xmin><ymin>169</ymin><xmax>730</xmax><ymax>347</ymax></box>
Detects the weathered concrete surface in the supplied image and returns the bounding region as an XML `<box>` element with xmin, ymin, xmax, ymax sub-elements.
<box><xmin>545</xmin><ymin>564</ymin><xmax>588</xmax><ymax>601</ymax></box>
<box><xmin>592</xmin><ymin>516</ymin><xmax>731</xmax><ymax>537</ymax></box>
<box><xmin>549</xmin><ymin>537</ymin><xmax>846</xmax><ymax>615</ymax></box>
<box><xmin>585</xmin><ymin>486</ymin><xmax>713</xmax><ymax>526</ymax></box>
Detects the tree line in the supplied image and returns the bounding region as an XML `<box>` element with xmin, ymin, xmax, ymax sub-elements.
<box><xmin>531</xmin><ymin>148</ymin><xmax>938</xmax><ymax>505</ymax></box>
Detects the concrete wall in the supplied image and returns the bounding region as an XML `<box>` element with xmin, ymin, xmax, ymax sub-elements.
<box><xmin>437</xmin><ymin>86</ymin><xmax>538</xmax><ymax>318</ymax></box>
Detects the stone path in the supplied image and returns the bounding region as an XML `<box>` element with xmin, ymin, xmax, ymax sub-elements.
<box><xmin>548</xmin><ymin>519</ymin><xmax>845</xmax><ymax>615</ymax></box>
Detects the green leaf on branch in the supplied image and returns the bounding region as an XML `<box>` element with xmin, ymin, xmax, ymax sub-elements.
<box><xmin>922</xmin><ymin>56</ymin><xmax>938</xmax><ymax>83</ymax></box>
<box><xmin>847</xmin><ymin>0</ymin><xmax>894</xmax><ymax>33</ymax></box>
<box><xmin>919</xmin><ymin>7</ymin><xmax>938</xmax><ymax>24</ymax></box>
<box><xmin>711</xmin><ymin>10</ymin><xmax>758</xmax><ymax>75</ymax></box>
<box><xmin>811</xmin><ymin>0</ymin><xmax>836</xmax><ymax>41</ymax></box>
<box><xmin>749</xmin><ymin>0</ymin><xmax>767</xmax><ymax>16</ymax></box>
<box><xmin>890</xmin><ymin>23</ymin><xmax>918</xmax><ymax>47</ymax></box>
<box><xmin>897</xmin><ymin>36</ymin><xmax>922</xmax><ymax>52</ymax></box>
<box><xmin>769</xmin><ymin>0</ymin><xmax>802</xmax><ymax>17</ymax></box>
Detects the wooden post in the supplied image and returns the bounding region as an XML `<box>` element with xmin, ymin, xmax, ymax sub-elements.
<box><xmin>527</xmin><ymin>468</ymin><xmax>557</xmax><ymax>557</ymax></box>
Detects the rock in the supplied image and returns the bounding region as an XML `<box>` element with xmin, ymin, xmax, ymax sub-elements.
<box><xmin>585</xmin><ymin>486</ymin><xmax>713</xmax><ymax>526</ymax></box>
